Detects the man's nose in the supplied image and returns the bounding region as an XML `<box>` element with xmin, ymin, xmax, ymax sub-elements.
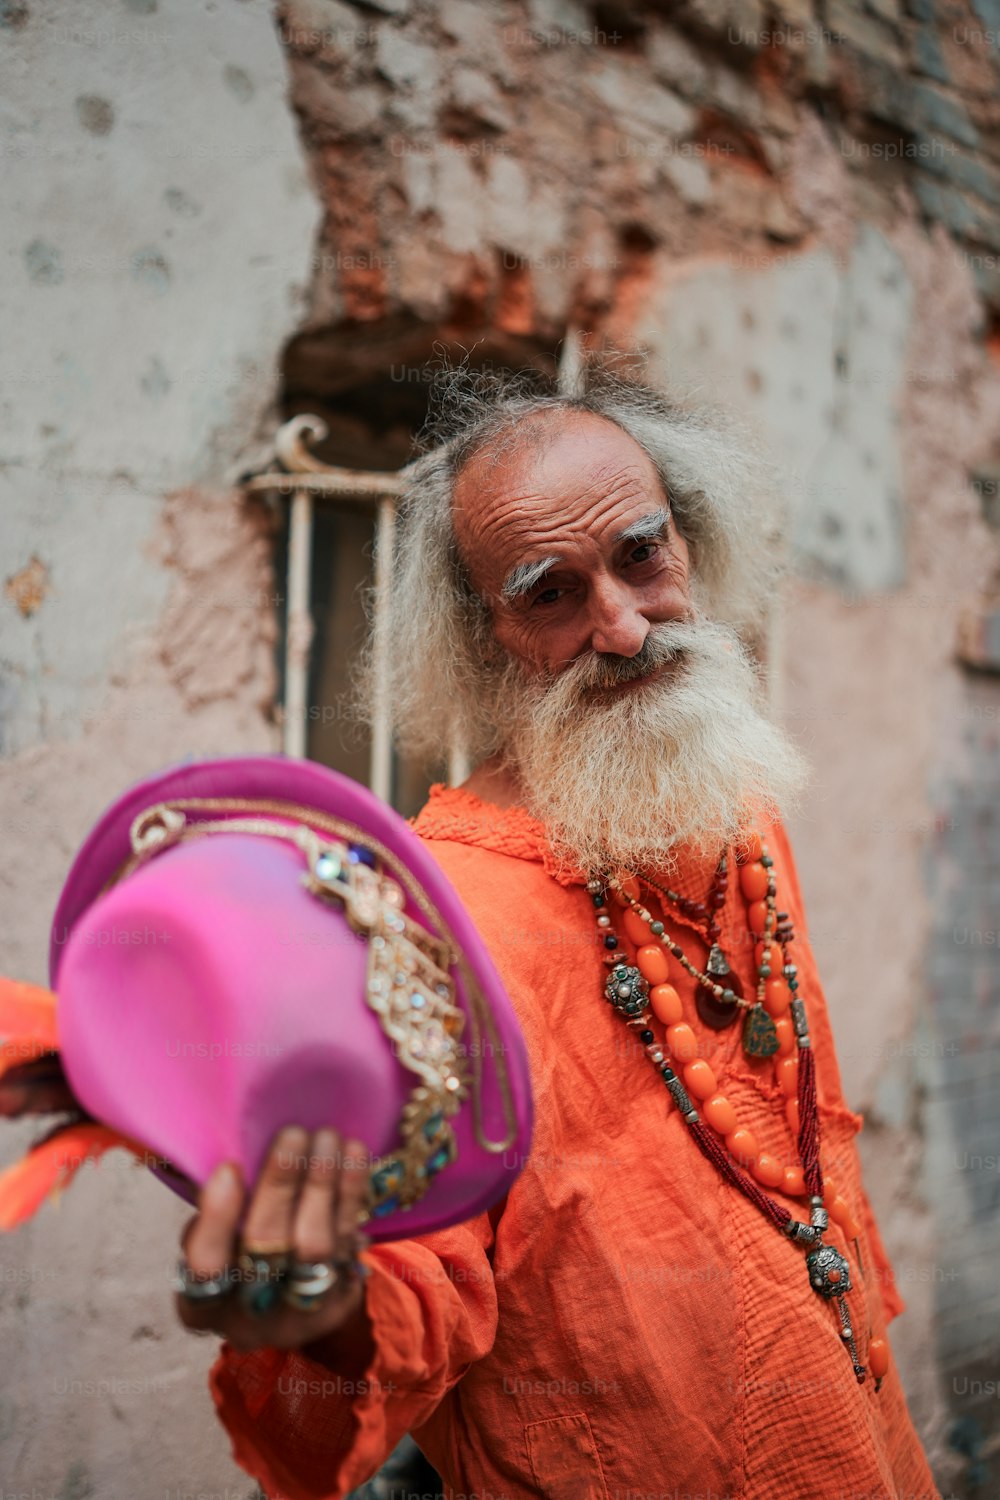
<box><xmin>587</xmin><ymin>579</ymin><xmax>650</xmax><ymax>658</ymax></box>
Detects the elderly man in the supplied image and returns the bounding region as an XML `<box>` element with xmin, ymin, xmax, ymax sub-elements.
<box><xmin>178</xmin><ymin>369</ymin><xmax>939</xmax><ymax>1499</ymax></box>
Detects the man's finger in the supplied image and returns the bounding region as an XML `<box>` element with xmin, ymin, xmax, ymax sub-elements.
<box><xmin>175</xmin><ymin>1162</ymin><xmax>244</xmax><ymax>1335</ymax></box>
<box><xmin>184</xmin><ymin>1162</ymin><xmax>244</xmax><ymax>1277</ymax></box>
<box><xmin>242</xmin><ymin>1126</ymin><xmax>310</xmax><ymax>1248</ymax></box>
<box><xmin>292</xmin><ymin>1128</ymin><xmax>339</xmax><ymax>1263</ymax></box>
<box><xmin>334</xmin><ymin>1136</ymin><xmax>371</xmax><ymax>1263</ymax></box>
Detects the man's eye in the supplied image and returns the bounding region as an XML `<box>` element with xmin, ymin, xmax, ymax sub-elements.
<box><xmin>532</xmin><ymin>586</ymin><xmax>563</xmax><ymax>607</ymax></box>
<box><xmin>628</xmin><ymin>542</ymin><xmax>660</xmax><ymax>564</ymax></box>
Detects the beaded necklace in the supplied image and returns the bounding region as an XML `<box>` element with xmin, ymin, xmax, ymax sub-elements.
<box><xmin>589</xmin><ymin>832</ymin><xmax>890</xmax><ymax>1390</ymax></box>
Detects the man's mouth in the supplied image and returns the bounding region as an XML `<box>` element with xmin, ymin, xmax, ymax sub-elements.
<box><xmin>587</xmin><ymin>656</ymin><xmax>681</xmax><ymax>696</ymax></box>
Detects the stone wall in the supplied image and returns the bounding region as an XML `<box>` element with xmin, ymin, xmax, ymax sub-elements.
<box><xmin>2</xmin><ymin>0</ymin><xmax>1000</xmax><ymax>1495</ymax></box>
<box><xmin>0</xmin><ymin>2</ymin><xmax>311</xmax><ymax>1495</ymax></box>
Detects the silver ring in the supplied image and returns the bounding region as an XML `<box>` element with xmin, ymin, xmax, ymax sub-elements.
<box><xmin>281</xmin><ymin>1258</ymin><xmax>342</xmax><ymax>1312</ymax></box>
<box><xmin>174</xmin><ymin>1257</ymin><xmax>234</xmax><ymax>1303</ymax></box>
<box><xmin>236</xmin><ymin>1249</ymin><xmax>291</xmax><ymax>1317</ymax></box>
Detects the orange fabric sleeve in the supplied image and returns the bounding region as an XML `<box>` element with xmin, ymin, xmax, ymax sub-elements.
<box><xmin>208</xmin><ymin>1211</ymin><xmax>498</xmax><ymax>1500</ymax></box>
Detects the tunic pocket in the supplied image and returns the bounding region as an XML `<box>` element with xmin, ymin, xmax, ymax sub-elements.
<box><xmin>523</xmin><ymin>1410</ymin><xmax>610</xmax><ymax>1500</ymax></box>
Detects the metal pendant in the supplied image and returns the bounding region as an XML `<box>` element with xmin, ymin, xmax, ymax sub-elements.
<box><xmin>706</xmin><ymin>943</ymin><xmax>732</xmax><ymax>980</ymax></box>
<box><xmin>742</xmin><ymin>1003</ymin><xmax>779</xmax><ymax>1058</ymax></box>
<box><xmin>604</xmin><ymin>963</ymin><xmax>649</xmax><ymax>1019</ymax></box>
<box><xmin>806</xmin><ymin>1244</ymin><xmax>853</xmax><ymax>1298</ymax></box>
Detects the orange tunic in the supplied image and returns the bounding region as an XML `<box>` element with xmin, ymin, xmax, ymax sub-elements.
<box><xmin>209</xmin><ymin>785</ymin><xmax>940</xmax><ymax>1500</ymax></box>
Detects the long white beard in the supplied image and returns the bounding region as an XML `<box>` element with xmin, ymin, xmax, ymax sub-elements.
<box><xmin>491</xmin><ymin>618</ymin><xmax>810</xmax><ymax>876</ymax></box>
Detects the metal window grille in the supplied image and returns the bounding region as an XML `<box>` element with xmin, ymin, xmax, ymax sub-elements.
<box><xmin>243</xmin><ymin>416</ymin><xmax>408</xmax><ymax>799</ymax></box>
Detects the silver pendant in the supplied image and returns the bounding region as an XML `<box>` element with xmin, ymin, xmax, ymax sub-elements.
<box><xmin>806</xmin><ymin>1243</ymin><xmax>852</xmax><ymax>1298</ymax></box>
<box><xmin>706</xmin><ymin>943</ymin><xmax>731</xmax><ymax>978</ymax></box>
<box><xmin>604</xmin><ymin>963</ymin><xmax>649</xmax><ymax>1019</ymax></box>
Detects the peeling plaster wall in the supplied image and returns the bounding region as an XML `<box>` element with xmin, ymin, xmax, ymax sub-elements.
<box><xmin>645</xmin><ymin>226</ymin><xmax>913</xmax><ymax>594</ymax></box>
<box><xmin>0</xmin><ymin>2</ymin><xmax>318</xmax><ymax>1494</ymax></box>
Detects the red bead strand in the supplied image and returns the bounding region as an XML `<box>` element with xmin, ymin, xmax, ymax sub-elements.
<box><xmin>796</xmin><ymin>1044</ymin><xmax>823</xmax><ymax>1200</ymax></box>
<box><xmin>688</xmin><ymin>1119</ymin><xmax>792</xmax><ymax>1234</ymax></box>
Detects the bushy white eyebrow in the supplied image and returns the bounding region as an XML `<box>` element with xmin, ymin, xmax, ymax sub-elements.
<box><xmin>499</xmin><ymin>507</ymin><xmax>671</xmax><ymax>602</ymax></box>
<box><xmin>613</xmin><ymin>507</ymin><xmax>671</xmax><ymax>546</ymax></box>
<box><xmin>501</xmin><ymin>554</ymin><xmax>562</xmax><ymax>601</ymax></box>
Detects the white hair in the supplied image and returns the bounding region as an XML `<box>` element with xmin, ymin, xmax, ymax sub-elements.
<box><xmin>357</xmin><ymin>360</ymin><xmax>785</xmax><ymax>769</ymax></box>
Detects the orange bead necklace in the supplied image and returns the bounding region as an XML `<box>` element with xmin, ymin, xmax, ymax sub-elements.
<box><xmin>589</xmin><ymin>833</ymin><xmax>890</xmax><ymax>1390</ymax></box>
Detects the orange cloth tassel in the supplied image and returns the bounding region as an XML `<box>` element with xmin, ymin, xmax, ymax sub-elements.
<box><xmin>0</xmin><ymin>1121</ymin><xmax>149</xmax><ymax>1231</ymax></box>
<box><xmin>0</xmin><ymin>977</ymin><xmax>60</xmax><ymax>1078</ymax></box>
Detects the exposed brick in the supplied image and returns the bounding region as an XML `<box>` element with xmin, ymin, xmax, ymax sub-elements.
<box><xmin>866</xmin><ymin>0</ymin><xmax>902</xmax><ymax>21</ymax></box>
<box><xmin>771</xmin><ymin>0</ymin><xmax>816</xmax><ymax>24</ymax></box>
<box><xmin>911</xmin><ymin>23</ymin><xmax>951</xmax><ymax>85</ymax></box>
<box><xmin>762</xmin><ymin>183</ymin><xmax>807</xmax><ymax>238</ymax></box>
<box><xmin>445</xmin><ymin>66</ymin><xmax>514</xmax><ymax>133</ymax></box>
<box><xmin>646</xmin><ymin>23</ymin><xmax>712</xmax><ymax>101</ymax></box>
<box><xmin>428</xmin><ymin>143</ymin><xmax>487</xmax><ymax>254</ymax></box>
<box><xmin>912</xmin><ymin>171</ymin><xmax>985</xmax><ymax>238</ymax></box>
<box><xmin>374</xmin><ymin>26</ymin><xmax>439</xmax><ymax>91</ymax></box>
<box><xmin>941</xmin><ymin>26</ymin><xmax>1000</xmax><ymax>102</ymax></box>
<box><xmin>909</xmin><ymin>79</ymin><xmax>981</xmax><ymax>148</ymax></box>
<box><xmin>4</xmin><ymin>556</ymin><xmax>49</xmax><ymax>618</ymax></box>
<box><xmin>377</xmin><ymin>31</ymin><xmax>441</xmax><ymax>130</ymax></box>
<box><xmin>522</xmin><ymin>0</ymin><xmax>591</xmax><ymax>42</ymax></box>
<box><xmin>584</xmin><ymin>62</ymin><xmax>695</xmax><ymax>138</ymax></box>
<box><xmin>277</xmin><ymin>0</ymin><xmax>369</xmax><ymax>62</ymax></box>
<box><xmin>287</xmin><ymin>59</ymin><xmax>386</xmax><ymax>138</ymax></box>
<box><xmin>437</xmin><ymin>0</ymin><xmax>518</xmax><ymax>86</ymax></box>
<box><xmin>661</xmin><ymin>149</ymin><xmax>713</xmax><ymax>207</ymax></box>
<box><xmin>677</xmin><ymin>0</ymin><xmax>767</xmax><ymax>48</ymax></box>
<box><xmin>353</xmin><ymin>0</ymin><xmax>412</xmax><ymax>14</ymax></box>
<box><xmin>826</xmin><ymin>0</ymin><xmax>905</xmax><ymax>64</ymax></box>
<box><xmin>521</xmin><ymin>89</ymin><xmax>593</xmax><ymax>171</ymax></box>
<box><xmin>397</xmin><ymin>144</ymin><xmax>435</xmax><ymax>214</ymax></box>
<box><xmin>708</xmin><ymin>61</ymin><xmax>799</xmax><ymax>136</ymax></box>
<box><xmin>771</xmin><ymin>11</ymin><xmax>839</xmax><ymax>90</ymax></box>
<box><xmin>917</xmin><ymin>139</ymin><xmax>1000</xmax><ymax>210</ymax></box>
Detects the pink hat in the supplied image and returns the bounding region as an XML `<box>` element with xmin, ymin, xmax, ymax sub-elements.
<box><xmin>0</xmin><ymin>756</ymin><xmax>533</xmax><ymax>1241</ymax></box>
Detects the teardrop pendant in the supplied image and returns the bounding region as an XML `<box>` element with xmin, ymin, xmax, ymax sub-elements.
<box><xmin>694</xmin><ymin>978</ymin><xmax>743</xmax><ymax>1030</ymax></box>
<box><xmin>694</xmin><ymin>944</ymin><xmax>743</xmax><ymax>1030</ymax></box>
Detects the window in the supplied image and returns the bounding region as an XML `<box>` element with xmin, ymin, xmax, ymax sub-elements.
<box><xmin>250</xmin><ymin>327</ymin><xmax>572</xmax><ymax>816</ymax></box>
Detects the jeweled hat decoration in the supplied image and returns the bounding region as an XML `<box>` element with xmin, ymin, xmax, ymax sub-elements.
<box><xmin>0</xmin><ymin>756</ymin><xmax>534</xmax><ymax>1241</ymax></box>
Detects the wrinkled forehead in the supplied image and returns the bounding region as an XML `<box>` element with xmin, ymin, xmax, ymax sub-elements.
<box><xmin>452</xmin><ymin>410</ymin><xmax>665</xmax><ymax>575</ymax></box>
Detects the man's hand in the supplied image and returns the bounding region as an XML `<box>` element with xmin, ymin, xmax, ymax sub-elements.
<box><xmin>175</xmin><ymin>1126</ymin><xmax>374</xmax><ymax>1357</ymax></box>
